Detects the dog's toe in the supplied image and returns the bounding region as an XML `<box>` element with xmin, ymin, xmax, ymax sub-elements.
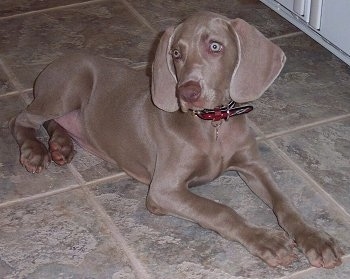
<box><xmin>20</xmin><ymin>140</ymin><xmax>50</xmax><ymax>173</ymax></box>
<box><xmin>296</xmin><ymin>228</ymin><xmax>344</xmax><ymax>268</ymax></box>
<box><xmin>49</xmin><ymin>139</ymin><xmax>76</xmax><ymax>165</ymax></box>
<box><xmin>244</xmin><ymin>228</ymin><xmax>298</xmax><ymax>267</ymax></box>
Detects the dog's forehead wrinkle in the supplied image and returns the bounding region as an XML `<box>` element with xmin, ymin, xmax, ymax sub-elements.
<box><xmin>174</xmin><ymin>22</ymin><xmax>230</xmax><ymax>47</ymax></box>
<box><xmin>182</xmin><ymin>11</ymin><xmax>229</xmax><ymax>25</ymax></box>
<box><xmin>174</xmin><ymin>25</ymin><xmax>206</xmax><ymax>43</ymax></box>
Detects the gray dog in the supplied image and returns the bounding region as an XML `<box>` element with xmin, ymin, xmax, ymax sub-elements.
<box><xmin>10</xmin><ymin>12</ymin><xmax>343</xmax><ymax>268</ymax></box>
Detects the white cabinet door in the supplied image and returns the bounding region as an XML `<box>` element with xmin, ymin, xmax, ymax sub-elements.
<box><xmin>276</xmin><ymin>0</ymin><xmax>311</xmax><ymax>22</ymax></box>
<box><xmin>319</xmin><ymin>0</ymin><xmax>350</xmax><ymax>55</ymax></box>
<box><xmin>262</xmin><ymin>0</ymin><xmax>350</xmax><ymax>65</ymax></box>
<box><xmin>277</xmin><ymin>0</ymin><xmax>295</xmax><ymax>11</ymax></box>
<box><xmin>309</xmin><ymin>0</ymin><xmax>322</xmax><ymax>28</ymax></box>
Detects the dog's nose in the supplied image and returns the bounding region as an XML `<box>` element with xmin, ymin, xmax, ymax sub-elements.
<box><xmin>177</xmin><ymin>81</ymin><xmax>201</xmax><ymax>103</ymax></box>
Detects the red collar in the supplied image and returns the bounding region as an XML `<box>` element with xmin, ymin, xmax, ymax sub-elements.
<box><xmin>190</xmin><ymin>101</ymin><xmax>253</xmax><ymax>121</ymax></box>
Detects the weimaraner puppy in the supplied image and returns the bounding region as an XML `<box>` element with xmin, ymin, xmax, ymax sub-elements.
<box><xmin>10</xmin><ymin>12</ymin><xmax>343</xmax><ymax>268</ymax></box>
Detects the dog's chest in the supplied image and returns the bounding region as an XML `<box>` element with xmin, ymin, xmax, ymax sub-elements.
<box><xmin>191</xmin><ymin>120</ymin><xmax>247</xmax><ymax>171</ymax></box>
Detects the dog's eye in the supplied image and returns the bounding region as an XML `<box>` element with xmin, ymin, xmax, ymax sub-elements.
<box><xmin>209</xmin><ymin>41</ymin><xmax>223</xmax><ymax>53</ymax></box>
<box><xmin>171</xmin><ymin>49</ymin><xmax>182</xmax><ymax>59</ymax></box>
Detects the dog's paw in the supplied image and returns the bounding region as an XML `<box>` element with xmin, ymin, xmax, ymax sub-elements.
<box><xmin>244</xmin><ymin>227</ymin><xmax>297</xmax><ymax>267</ymax></box>
<box><xmin>49</xmin><ymin>135</ymin><xmax>76</xmax><ymax>166</ymax></box>
<box><xmin>20</xmin><ymin>140</ymin><xmax>50</xmax><ymax>173</ymax></box>
<box><xmin>296</xmin><ymin>228</ymin><xmax>344</xmax><ymax>268</ymax></box>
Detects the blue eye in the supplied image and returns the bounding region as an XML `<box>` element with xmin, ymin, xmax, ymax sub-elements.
<box><xmin>171</xmin><ymin>49</ymin><xmax>182</xmax><ymax>59</ymax></box>
<box><xmin>209</xmin><ymin>41</ymin><xmax>223</xmax><ymax>53</ymax></box>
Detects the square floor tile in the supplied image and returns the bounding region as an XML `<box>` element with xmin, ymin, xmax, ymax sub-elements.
<box><xmin>0</xmin><ymin>66</ymin><xmax>16</xmax><ymax>95</ymax></box>
<box><xmin>0</xmin><ymin>189</ymin><xmax>136</xmax><ymax>278</ymax></box>
<box><xmin>0</xmin><ymin>126</ymin><xmax>79</xmax><ymax>204</ymax></box>
<box><xmin>0</xmin><ymin>0</ymin><xmax>156</xmax><ymax>89</ymax></box>
<box><xmin>0</xmin><ymin>0</ymin><xmax>91</xmax><ymax>17</ymax></box>
<box><xmin>273</xmin><ymin>119</ymin><xmax>350</xmax><ymax>214</ymax></box>
<box><xmin>250</xmin><ymin>34</ymin><xmax>350</xmax><ymax>135</ymax></box>
<box><xmin>71</xmin><ymin>144</ymin><xmax>125</xmax><ymax>182</ymax></box>
<box><xmin>128</xmin><ymin>0</ymin><xmax>298</xmax><ymax>38</ymax></box>
<box><xmin>0</xmin><ymin>95</ymin><xmax>25</xmax><ymax>128</ymax></box>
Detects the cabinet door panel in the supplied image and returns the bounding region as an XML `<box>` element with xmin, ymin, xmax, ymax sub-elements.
<box><xmin>276</xmin><ymin>0</ymin><xmax>295</xmax><ymax>11</ymax></box>
<box><xmin>309</xmin><ymin>0</ymin><xmax>322</xmax><ymax>29</ymax></box>
<box><xmin>319</xmin><ymin>0</ymin><xmax>350</xmax><ymax>54</ymax></box>
<box><xmin>293</xmin><ymin>0</ymin><xmax>305</xmax><ymax>15</ymax></box>
<box><xmin>277</xmin><ymin>0</ymin><xmax>311</xmax><ymax>21</ymax></box>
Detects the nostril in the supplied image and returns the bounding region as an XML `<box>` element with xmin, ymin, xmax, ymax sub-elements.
<box><xmin>177</xmin><ymin>81</ymin><xmax>201</xmax><ymax>103</ymax></box>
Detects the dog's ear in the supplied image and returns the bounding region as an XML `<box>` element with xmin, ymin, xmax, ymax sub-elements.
<box><xmin>229</xmin><ymin>18</ymin><xmax>286</xmax><ymax>103</ymax></box>
<box><xmin>151</xmin><ymin>26</ymin><xmax>179</xmax><ymax>112</ymax></box>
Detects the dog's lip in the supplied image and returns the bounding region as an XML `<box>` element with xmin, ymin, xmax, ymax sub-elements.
<box><xmin>178</xmin><ymin>98</ymin><xmax>206</xmax><ymax>112</ymax></box>
<box><xmin>179</xmin><ymin>98</ymin><xmax>232</xmax><ymax>112</ymax></box>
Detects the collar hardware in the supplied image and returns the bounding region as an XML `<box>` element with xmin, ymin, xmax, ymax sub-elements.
<box><xmin>190</xmin><ymin>100</ymin><xmax>253</xmax><ymax>121</ymax></box>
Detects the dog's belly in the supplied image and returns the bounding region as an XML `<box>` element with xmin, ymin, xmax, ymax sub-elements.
<box><xmin>54</xmin><ymin>110</ymin><xmax>113</xmax><ymax>162</ymax></box>
<box><xmin>55</xmin><ymin>110</ymin><xmax>83</xmax><ymax>138</ymax></box>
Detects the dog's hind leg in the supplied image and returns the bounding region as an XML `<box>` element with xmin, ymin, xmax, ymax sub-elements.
<box><xmin>10</xmin><ymin>54</ymin><xmax>94</xmax><ymax>173</ymax></box>
<box><xmin>9</xmin><ymin>103</ymin><xmax>80</xmax><ymax>173</ymax></box>
<box><xmin>9</xmin><ymin>110</ymin><xmax>52</xmax><ymax>173</ymax></box>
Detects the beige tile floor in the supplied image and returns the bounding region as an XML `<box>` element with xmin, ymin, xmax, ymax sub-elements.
<box><xmin>0</xmin><ymin>0</ymin><xmax>349</xmax><ymax>278</ymax></box>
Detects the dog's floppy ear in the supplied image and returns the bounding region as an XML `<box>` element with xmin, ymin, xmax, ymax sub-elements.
<box><xmin>229</xmin><ymin>18</ymin><xmax>286</xmax><ymax>103</ymax></box>
<box><xmin>151</xmin><ymin>26</ymin><xmax>179</xmax><ymax>112</ymax></box>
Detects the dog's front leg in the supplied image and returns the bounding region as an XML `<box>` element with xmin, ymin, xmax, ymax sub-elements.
<box><xmin>233</xmin><ymin>145</ymin><xmax>344</xmax><ymax>268</ymax></box>
<box><xmin>146</xmin><ymin>165</ymin><xmax>297</xmax><ymax>267</ymax></box>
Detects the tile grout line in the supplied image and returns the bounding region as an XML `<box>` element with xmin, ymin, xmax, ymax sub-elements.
<box><xmin>256</xmin><ymin>113</ymin><xmax>350</xmax><ymax>141</ymax></box>
<box><xmin>0</xmin><ymin>0</ymin><xmax>109</xmax><ymax>21</ymax></box>
<box><xmin>249</xmin><ymin>119</ymin><xmax>350</xmax><ymax>222</ymax></box>
<box><xmin>120</xmin><ymin>0</ymin><xmax>158</xmax><ymax>34</ymax></box>
<box><xmin>279</xmin><ymin>254</ymin><xmax>350</xmax><ymax>279</ymax></box>
<box><xmin>85</xmin><ymin>171</ymin><xmax>129</xmax><ymax>186</ymax></box>
<box><xmin>0</xmin><ymin>183</ymin><xmax>83</xmax><ymax>209</ymax></box>
<box><xmin>269</xmin><ymin>31</ymin><xmax>304</xmax><ymax>41</ymax></box>
<box><xmin>0</xmin><ymin>90</ymin><xmax>22</xmax><ymax>99</ymax></box>
<box><xmin>266</xmin><ymin>139</ymin><xmax>350</xmax><ymax>221</ymax></box>
<box><xmin>0</xmin><ymin>89</ymin><xmax>33</xmax><ymax>101</ymax></box>
<box><xmin>0</xmin><ymin>168</ymin><xmax>128</xmax><ymax>209</ymax></box>
<box><xmin>67</xmin><ymin>164</ymin><xmax>152</xmax><ymax>279</ymax></box>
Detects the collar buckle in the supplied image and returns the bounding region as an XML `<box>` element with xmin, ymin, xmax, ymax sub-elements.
<box><xmin>190</xmin><ymin>100</ymin><xmax>253</xmax><ymax>121</ymax></box>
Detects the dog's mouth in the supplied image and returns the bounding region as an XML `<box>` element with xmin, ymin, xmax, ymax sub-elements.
<box><xmin>178</xmin><ymin>98</ymin><xmax>205</xmax><ymax>112</ymax></box>
<box><xmin>178</xmin><ymin>94</ymin><xmax>232</xmax><ymax>113</ymax></box>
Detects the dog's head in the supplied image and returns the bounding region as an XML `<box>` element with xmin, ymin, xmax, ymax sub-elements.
<box><xmin>151</xmin><ymin>11</ymin><xmax>286</xmax><ymax>112</ymax></box>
